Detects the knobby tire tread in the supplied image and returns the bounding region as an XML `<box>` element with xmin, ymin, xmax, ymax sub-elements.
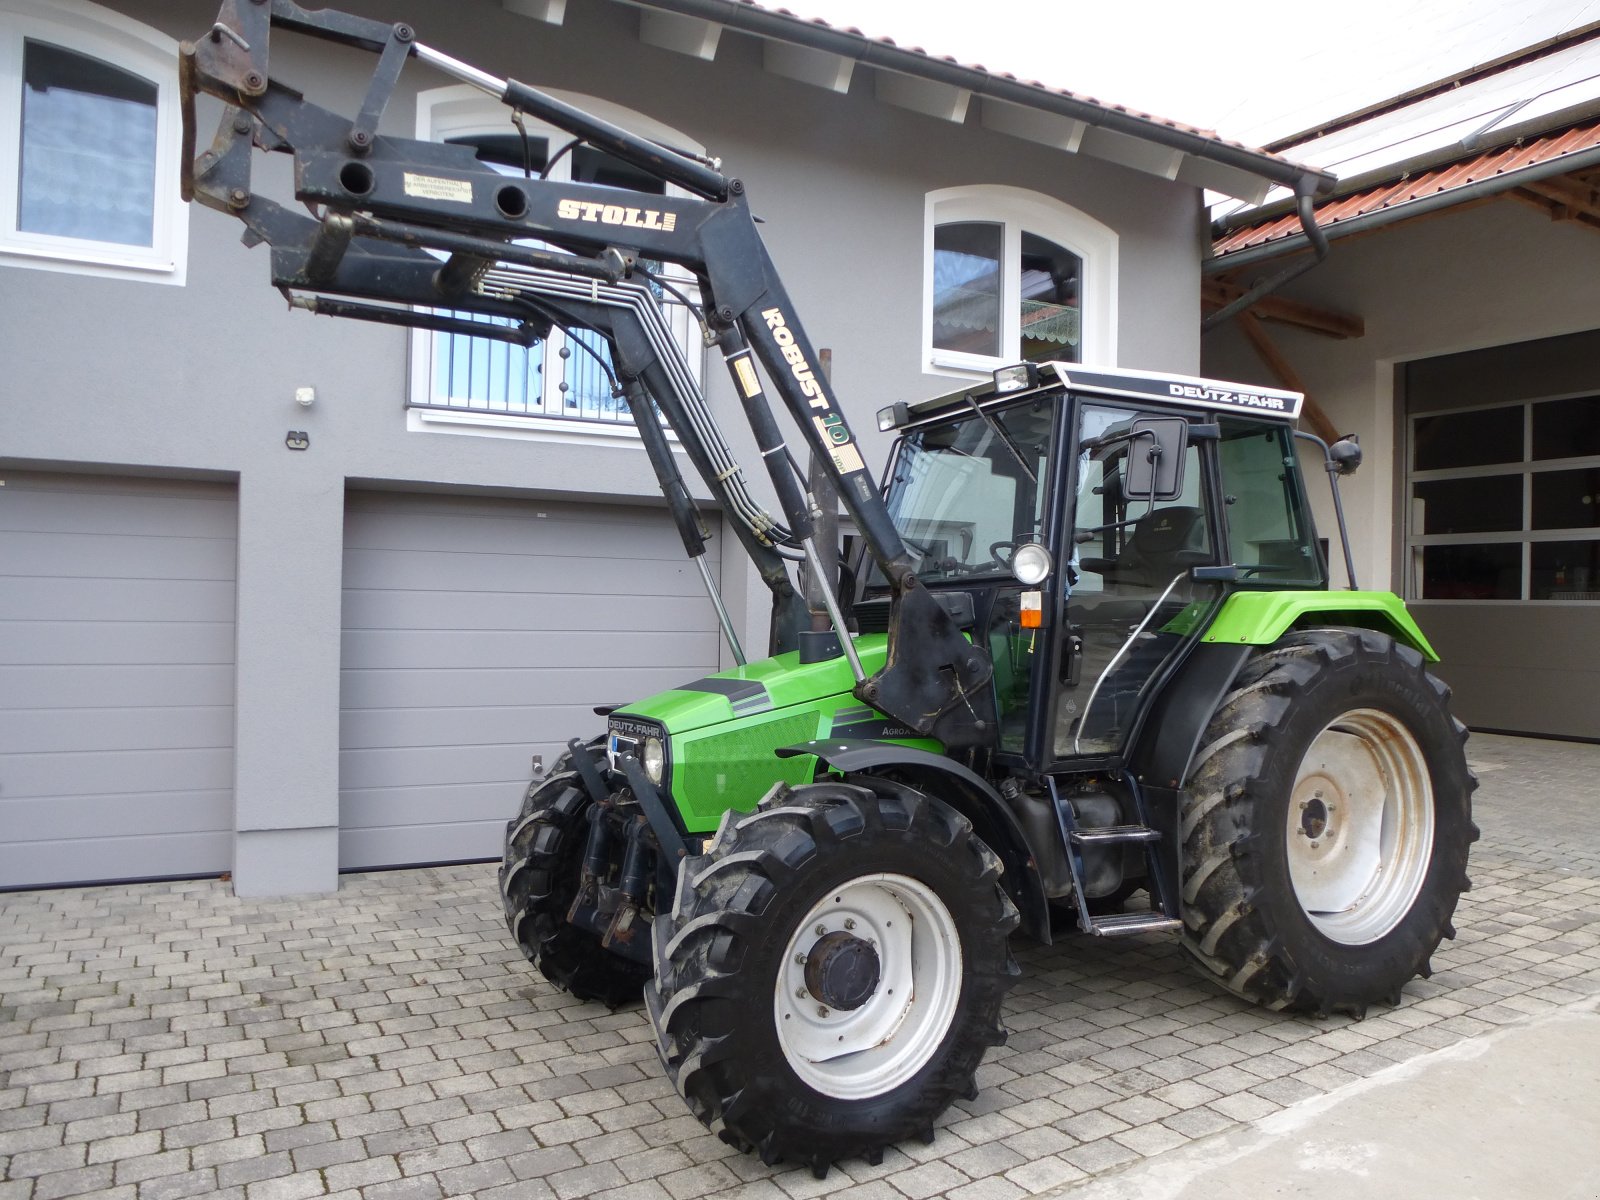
<box><xmin>1180</xmin><ymin>628</ymin><xmax>1479</xmax><ymax>1015</ymax></box>
<box><xmin>646</xmin><ymin>777</ymin><xmax>1019</xmax><ymax>1177</ymax></box>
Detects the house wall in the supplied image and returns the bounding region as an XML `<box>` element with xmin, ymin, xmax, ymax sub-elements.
<box><xmin>1202</xmin><ymin>199</ymin><xmax>1600</xmax><ymax>736</ymax></box>
<box><xmin>1</xmin><ymin>0</ymin><xmax>1207</xmax><ymax>893</ymax></box>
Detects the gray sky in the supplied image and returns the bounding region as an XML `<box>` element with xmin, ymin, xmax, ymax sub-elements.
<box><xmin>773</xmin><ymin>0</ymin><xmax>1600</xmax><ymax>146</ymax></box>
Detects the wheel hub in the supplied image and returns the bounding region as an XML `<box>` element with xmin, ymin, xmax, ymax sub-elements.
<box><xmin>1299</xmin><ymin>792</ymin><xmax>1332</xmax><ymax>841</ymax></box>
<box><xmin>804</xmin><ymin>931</ymin><xmax>881</xmax><ymax>1011</ymax></box>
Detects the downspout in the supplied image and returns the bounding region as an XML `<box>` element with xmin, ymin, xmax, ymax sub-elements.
<box><xmin>1201</xmin><ymin>184</ymin><xmax>1330</xmax><ymax>333</ymax></box>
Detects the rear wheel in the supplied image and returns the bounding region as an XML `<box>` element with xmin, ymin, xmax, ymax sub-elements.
<box><xmin>646</xmin><ymin>777</ymin><xmax>1019</xmax><ymax>1177</ymax></box>
<box><xmin>1180</xmin><ymin>629</ymin><xmax>1478</xmax><ymax>1014</ymax></box>
<box><xmin>500</xmin><ymin>768</ymin><xmax>651</xmax><ymax>1009</ymax></box>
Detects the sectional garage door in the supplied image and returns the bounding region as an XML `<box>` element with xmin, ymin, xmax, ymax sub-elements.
<box><xmin>338</xmin><ymin>491</ymin><xmax>724</xmax><ymax>869</ymax></box>
<box><xmin>0</xmin><ymin>473</ymin><xmax>237</xmax><ymax>889</ymax></box>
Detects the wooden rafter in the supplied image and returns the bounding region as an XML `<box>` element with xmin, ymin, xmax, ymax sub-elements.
<box><xmin>1236</xmin><ymin>311</ymin><xmax>1341</xmax><ymax>444</ymax></box>
<box><xmin>1507</xmin><ymin>176</ymin><xmax>1600</xmax><ymax>232</ymax></box>
<box><xmin>1202</xmin><ymin>278</ymin><xmax>1365</xmax><ymax>339</ymax></box>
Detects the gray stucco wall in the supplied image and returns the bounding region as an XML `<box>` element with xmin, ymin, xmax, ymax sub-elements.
<box><xmin>2</xmin><ymin>0</ymin><xmax>1208</xmax><ymax>893</ymax></box>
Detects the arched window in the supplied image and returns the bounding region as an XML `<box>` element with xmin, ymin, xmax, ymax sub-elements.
<box><xmin>0</xmin><ymin>0</ymin><xmax>187</xmax><ymax>282</ymax></box>
<box><xmin>923</xmin><ymin>185</ymin><xmax>1117</xmax><ymax>375</ymax></box>
<box><xmin>409</xmin><ymin>86</ymin><xmax>703</xmax><ymax>440</ymax></box>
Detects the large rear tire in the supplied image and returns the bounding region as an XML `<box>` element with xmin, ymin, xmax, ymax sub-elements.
<box><xmin>500</xmin><ymin>768</ymin><xmax>651</xmax><ymax>1009</ymax></box>
<box><xmin>1180</xmin><ymin>629</ymin><xmax>1478</xmax><ymax>1015</ymax></box>
<box><xmin>646</xmin><ymin>777</ymin><xmax>1019</xmax><ymax>1178</ymax></box>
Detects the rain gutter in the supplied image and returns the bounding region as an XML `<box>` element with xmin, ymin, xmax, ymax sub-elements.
<box><xmin>1207</xmin><ymin>140</ymin><xmax>1600</xmax><ymax>274</ymax></box>
<box><xmin>1201</xmin><ymin>184</ymin><xmax>1329</xmax><ymax>332</ymax></box>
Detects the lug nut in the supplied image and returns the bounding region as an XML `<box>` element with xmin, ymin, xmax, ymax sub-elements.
<box><xmin>844</xmin><ymin>918</ymin><xmax>856</xmax><ymax>931</ymax></box>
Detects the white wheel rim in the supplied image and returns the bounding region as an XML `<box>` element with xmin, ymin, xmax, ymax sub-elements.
<box><xmin>773</xmin><ymin>873</ymin><xmax>963</xmax><ymax>1100</ymax></box>
<box><xmin>1287</xmin><ymin>708</ymin><xmax>1435</xmax><ymax>946</ymax></box>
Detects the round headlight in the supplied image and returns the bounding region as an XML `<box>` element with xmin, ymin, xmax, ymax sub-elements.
<box><xmin>1011</xmin><ymin>542</ymin><xmax>1053</xmax><ymax>586</ymax></box>
<box><xmin>643</xmin><ymin>736</ymin><xmax>666</xmax><ymax>784</ymax></box>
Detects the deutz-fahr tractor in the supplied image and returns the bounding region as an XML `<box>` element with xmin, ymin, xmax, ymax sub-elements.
<box><xmin>180</xmin><ymin>2</ymin><xmax>1476</xmax><ymax>1177</ymax></box>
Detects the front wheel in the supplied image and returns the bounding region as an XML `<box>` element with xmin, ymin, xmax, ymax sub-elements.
<box><xmin>500</xmin><ymin>768</ymin><xmax>652</xmax><ymax>1009</ymax></box>
<box><xmin>1180</xmin><ymin>629</ymin><xmax>1478</xmax><ymax>1015</ymax></box>
<box><xmin>646</xmin><ymin>777</ymin><xmax>1019</xmax><ymax>1178</ymax></box>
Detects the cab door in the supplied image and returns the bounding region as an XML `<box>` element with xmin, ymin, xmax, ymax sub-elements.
<box><xmin>1054</xmin><ymin>403</ymin><xmax>1224</xmax><ymax>760</ymax></box>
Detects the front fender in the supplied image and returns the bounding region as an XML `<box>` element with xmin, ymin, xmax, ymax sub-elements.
<box><xmin>777</xmin><ymin>739</ymin><xmax>1051</xmax><ymax>944</ymax></box>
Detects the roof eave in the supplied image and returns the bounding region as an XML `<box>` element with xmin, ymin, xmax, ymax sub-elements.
<box><xmin>622</xmin><ymin>0</ymin><xmax>1333</xmax><ymax>199</ymax></box>
<box><xmin>1207</xmin><ymin>138</ymin><xmax>1600</xmax><ymax>273</ymax></box>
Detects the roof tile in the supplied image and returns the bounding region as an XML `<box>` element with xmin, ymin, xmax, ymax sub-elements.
<box><xmin>1214</xmin><ymin>117</ymin><xmax>1600</xmax><ymax>255</ymax></box>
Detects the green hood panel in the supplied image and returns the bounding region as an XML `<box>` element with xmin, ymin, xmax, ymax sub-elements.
<box><xmin>617</xmin><ymin>635</ymin><xmax>891</xmax><ymax>735</ymax></box>
<box><xmin>610</xmin><ymin>636</ymin><xmax>942</xmax><ymax>833</ymax></box>
<box><xmin>1202</xmin><ymin>590</ymin><xmax>1439</xmax><ymax>660</ymax></box>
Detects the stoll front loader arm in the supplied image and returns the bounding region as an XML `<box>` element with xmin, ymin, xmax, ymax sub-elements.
<box><xmin>179</xmin><ymin>0</ymin><xmax>993</xmax><ymax>749</ymax></box>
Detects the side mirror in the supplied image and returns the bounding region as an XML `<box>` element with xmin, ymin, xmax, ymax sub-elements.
<box><xmin>1124</xmin><ymin>417</ymin><xmax>1188</xmax><ymax>502</ymax></box>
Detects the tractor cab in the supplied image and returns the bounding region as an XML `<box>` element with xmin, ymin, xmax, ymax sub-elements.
<box><xmin>863</xmin><ymin>363</ymin><xmax>1322</xmax><ymax>773</ymax></box>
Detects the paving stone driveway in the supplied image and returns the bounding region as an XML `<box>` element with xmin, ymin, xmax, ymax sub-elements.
<box><xmin>3</xmin><ymin>731</ymin><xmax>1598</xmax><ymax>1200</ymax></box>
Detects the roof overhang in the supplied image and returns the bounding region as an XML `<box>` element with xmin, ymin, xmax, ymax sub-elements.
<box><xmin>516</xmin><ymin>0</ymin><xmax>1332</xmax><ymax>203</ymax></box>
<box><xmin>1209</xmin><ymin>118</ymin><xmax>1600</xmax><ymax>271</ymax></box>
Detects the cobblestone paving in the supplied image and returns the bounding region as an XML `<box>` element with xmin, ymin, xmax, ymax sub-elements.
<box><xmin>3</xmin><ymin>732</ymin><xmax>1598</xmax><ymax>1200</ymax></box>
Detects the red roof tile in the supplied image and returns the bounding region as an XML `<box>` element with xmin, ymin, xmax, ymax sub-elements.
<box><xmin>1215</xmin><ymin>118</ymin><xmax>1600</xmax><ymax>256</ymax></box>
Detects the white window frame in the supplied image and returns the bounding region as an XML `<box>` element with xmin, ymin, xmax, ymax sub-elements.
<box><xmin>922</xmin><ymin>184</ymin><xmax>1116</xmax><ymax>378</ymax></box>
<box><xmin>407</xmin><ymin>84</ymin><xmax>704</xmax><ymax>446</ymax></box>
<box><xmin>0</xmin><ymin>0</ymin><xmax>187</xmax><ymax>284</ymax></box>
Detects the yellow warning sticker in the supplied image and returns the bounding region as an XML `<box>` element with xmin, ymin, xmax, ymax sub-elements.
<box><xmin>733</xmin><ymin>356</ymin><xmax>761</xmax><ymax>398</ymax></box>
<box><xmin>403</xmin><ymin>172</ymin><xmax>472</xmax><ymax>203</ymax></box>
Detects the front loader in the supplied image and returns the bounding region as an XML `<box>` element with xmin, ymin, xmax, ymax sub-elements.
<box><xmin>180</xmin><ymin>3</ymin><xmax>1477</xmax><ymax>1178</ymax></box>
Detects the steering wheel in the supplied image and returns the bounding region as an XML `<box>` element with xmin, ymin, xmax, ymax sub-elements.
<box><xmin>988</xmin><ymin>540</ymin><xmax>1018</xmax><ymax>565</ymax></box>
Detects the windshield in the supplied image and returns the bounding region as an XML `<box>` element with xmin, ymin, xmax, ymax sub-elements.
<box><xmin>875</xmin><ymin>401</ymin><xmax>1056</xmax><ymax>583</ymax></box>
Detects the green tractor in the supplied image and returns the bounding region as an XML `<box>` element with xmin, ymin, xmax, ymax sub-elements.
<box><xmin>503</xmin><ymin>365</ymin><xmax>1476</xmax><ymax>1172</ymax></box>
<box><xmin>178</xmin><ymin>5</ymin><xmax>1476</xmax><ymax>1178</ymax></box>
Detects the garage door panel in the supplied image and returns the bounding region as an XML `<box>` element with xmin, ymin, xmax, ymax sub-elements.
<box><xmin>0</xmin><ymin>473</ymin><xmax>238</xmax><ymax>888</ymax></box>
<box><xmin>0</xmin><ymin>665</ymin><xmax>235</xmax><ymax>710</ymax></box>
<box><xmin>340</xmin><ymin>741</ymin><xmax>556</xmax><ymax>791</ymax></box>
<box><xmin>4</xmin><ymin>621</ymin><xmax>235</xmax><ymax>667</ymax></box>
<box><xmin>0</xmin><ymin>577</ymin><xmax>236</xmax><ymax>623</ymax></box>
<box><xmin>0</xmin><ymin>530</ymin><xmax>236</xmax><ymax>580</ymax></box>
<box><xmin>0</xmin><ymin>831</ymin><xmax>231</xmax><ymax>890</ymax></box>
<box><xmin>339</xmin><ymin>491</ymin><xmax>723</xmax><ymax>870</ymax></box>
<box><xmin>341</xmin><ymin>589</ymin><xmax>712</xmax><ymax>634</ymax></box>
<box><xmin>4</xmin><ymin>748</ymin><xmax>235</xmax><ymax>799</ymax></box>
<box><xmin>3</xmin><ymin>790</ymin><xmax>232</xmax><ymax>842</ymax></box>
<box><xmin>0</xmin><ymin>482</ymin><xmax>237</xmax><ymax>539</ymax></box>
<box><xmin>0</xmin><ymin>707</ymin><xmax>233</xmax><ymax>755</ymax></box>
<box><xmin>341</xmin><ymin>547</ymin><xmax>705</xmax><ymax>597</ymax></box>
<box><xmin>341</xmin><ymin>704</ymin><xmax>612</xmax><ymax>751</ymax></box>
<box><xmin>338</xmin><ymin>665</ymin><xmax>695</xmax><ymax>709</ymax></box>
<box><xmin>340</xmin><ymin>781</ymin><xmax>522</xmax><ymax>830</ymax></box>
<box><xmin>345</xmin><ymin>505</ymin><xmax>696</xmax><ymax>560</ymax></box>
<box><xmin>337</xmin><ymin>821</ymin><xmax>504</xmax><ymax>872</ymax></box>
<box><xmin>340</xmin><ymin>628</ymin><xmax>719</xmax><ymax>671</ymax></box>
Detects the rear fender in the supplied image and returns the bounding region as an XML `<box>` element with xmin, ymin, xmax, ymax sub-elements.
<box><xmin>1201</xmin><ymin>590</ymin><xmax>1438</xmax><ymax>660</ymax></box>
<box><xmin>777</xmin><ymin>739</ymin><xmax>1051</xmax><ymax>944</ymax></box>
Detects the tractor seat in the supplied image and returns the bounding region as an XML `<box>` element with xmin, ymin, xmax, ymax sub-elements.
<box><xmin>1093</xmin><ymin>505</ymin><xmax>1210</xmax><ymax>591</ymax></box>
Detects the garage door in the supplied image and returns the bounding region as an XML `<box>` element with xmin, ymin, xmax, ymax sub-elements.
<box><xmin>0</xmin><ymin>473</ymin><xmax>237</xmax><ymax>888</ymax></box>
<box><xmin>338</xmin><ymin>491</ymin><xmax>724</xmax><ymax>869</ymax></box>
